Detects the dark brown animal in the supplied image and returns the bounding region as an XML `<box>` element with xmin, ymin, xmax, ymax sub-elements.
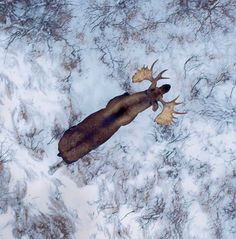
<box><xmin>58</xmin><ymin>60</ymin><xmax>184</xmax><ymax>164</ymax></box>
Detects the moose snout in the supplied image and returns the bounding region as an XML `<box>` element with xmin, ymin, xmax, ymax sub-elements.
<box><xmin>160</xmin><ymin>84</ymin><xmax>171</xmax><ymax>93</ymax></box>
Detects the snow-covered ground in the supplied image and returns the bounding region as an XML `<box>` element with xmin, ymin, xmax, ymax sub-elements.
<box><xmin>0</xmin><ymin>1</ymin><xmax>236</xmax><ymax>238</ymax></box>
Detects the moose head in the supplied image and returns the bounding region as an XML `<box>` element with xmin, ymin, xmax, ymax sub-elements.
<box><xmin>57</xmin><ymin>60</ymin><xmax>185</xmax><ymax>164</ymax></box>
<box><xmin>132</xmin><ymin>59</ymin><xmax>184</xmax><ymax>124</ymax></box>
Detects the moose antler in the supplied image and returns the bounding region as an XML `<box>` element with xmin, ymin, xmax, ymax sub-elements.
<box><xmin>154</xmin><ymin>96</ymin><xmax>186</xmax><ymax>125</ymax></box>
<box><xmin>132</xmin><ymin>59</ymin><xmax>169</xmax><ymax>88</ymax></box>
<box><xmin>132</xmin><ymin>59</ymin><xmax>159</xmax><ymax>82</ymax></box>
<box><xmin>132</xmin><ymin>59</ymin><xmax>185</xmax><ymax>125</ymax></box>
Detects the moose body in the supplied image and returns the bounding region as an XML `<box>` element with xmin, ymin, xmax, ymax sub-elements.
<box><xmin>58</xmin><ymin>60</ymin><xmax>184</xmax><ymax>164</ymax></box>
<box><xmin>59</xmin><ymin>90</ymin><xmax>158</xmax><ymax>164</ymax></box>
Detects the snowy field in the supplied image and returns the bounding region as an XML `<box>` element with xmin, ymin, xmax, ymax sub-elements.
<box><xmin>0</xmin><ymin>0</ymin><xmax>236</xmax><ymax>238</ymax></box>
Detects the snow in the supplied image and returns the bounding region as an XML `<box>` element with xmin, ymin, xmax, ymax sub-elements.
<box><xmin>0</xmin><ymin>0</ymin><xmax>236</xmax><ymax>238</ymax></box>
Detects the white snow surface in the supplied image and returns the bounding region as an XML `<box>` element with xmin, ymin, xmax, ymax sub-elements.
<box><xmin>0</xmin><ymin>0</ymin><xmax>236</xmax><ymax>238</ymax></box>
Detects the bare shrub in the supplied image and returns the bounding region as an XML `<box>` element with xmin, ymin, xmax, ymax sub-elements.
<box><xmin>168</xmin><ymin>0</ymin><xmax>236</xmax><ymax>36</ymax></box>
<box><xmin>93</xmin><ymin>37</ymin><xmax>132</xmax><ymax>89</ymax></box>
<box><xmin>199</xmin><ymin>98</ymin><xmax>236</xmax><ymax>127</ymax></box>
<box><xmin>85</xmin><ymin>0</ymin><xmax>166</xmax><ymax>81</ymax></box>
<box><xmin>0</xmin><ymin>0</ymin><xmax>72</xmax><ymax>47</ymax></box>
<box><xmin>67</xmin><ymin>98</ymin><xmax>82</xmax><ymax>127</ymax></box>
<box><xmin>188</xmin><ymin>158</ymin><xmax>212</xmax><ymax>180</ymax></box>
<box><xmin>0</xmin><ymin>73</ymin><xmax>17</xmax><ymax>100</ymax></box>
<box><xmin>47</xmin><ymin>120</ymin><xmax>65</xmax><ymax>145</ymax></box>
<box><xmin>11</xmin><ymin>181</ymin><xmax>28</xmax><ymax>238</ymax></box>
<box><xmin>11</xmin><ymin>103</ymin><xmax>45</xmax><ymax>160</ymax></box>
<box><xmin>0</xmin><ymin>140</ymin><xmax>12</xmax><ymax>214</ymax></box>
<box><xmin>28</xmin><ymin>212</ymin><xmax>75</xmax><ymax>239</ymax></box>
<box><xmin>164</xmin><ymin>186</ymin><xmax>188</xmax><ymax>238</ymax></box>
<box><xmin>12</xmin><ymin>190</ymin><xmax>75</xmax><ymax>239</ymax></box>
<box><xmin>87</xmin><ymin>0</ymin><xmax>166</xmax><ymax>41</ymax></box>
<box><xmin>152</xmin><ymin>123</ymin><xmax>189</xmax><ymax>144</ymax></box>
<box><xmin>86</xmin><ymin>0</ymin><xmax>140</xmax><ymax>33</ymax></box>
<box><xmin>29</xmin><ymin>197</ymin><xmax>75</xmax><ymax>239</ymax></box>
<box><xmin>197</xmin><ymin>176</ymin><xmax>236</xmax><ymax>237</ymax></box>
<box><xmin>190</xmin><ymin>71</ymin><xmax>231</xmax><ymax>99</ymax></box>
<box><xmin>140</xmin><ymin>197</ymin><xmax>165</xmax><ymax>226</ymax></box>
<box><xmin>16</xmin><ymin>125</ymin><xmax>45</xmax><ymax>160</ymax></box>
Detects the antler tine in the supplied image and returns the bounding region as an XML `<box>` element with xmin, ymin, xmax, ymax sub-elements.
<box><xmin>154</xmin><ymin>69</ymin><xmax>169</xmax><ymax>81</ymax></box>
<box><xmin>171</xmin><ymin>96</ymin><xmax>187</xmax><ymax>114</ymax></box>
<box><xmin>169</xmin><ymin>96</ymin><xmax>183</xmax><ymax>105</ymax></box>
<box><xmin>174</xmin><ymin>111</ymin><xmax>187</xmax><ymax>114</ymax></box>
<box><xmin>150</xmin><ymin>59</ymin><xmax>158</xmax><ymax>72</ymax></box>
<box><xmin>149</xmin><ymin>69</ymin><xmax>169</xmax><ymax>90</ymax></box>
<box><xmin>171</xmin><ymin>95</ymin><xmax>179</xmax><ymax>102</ymax></box>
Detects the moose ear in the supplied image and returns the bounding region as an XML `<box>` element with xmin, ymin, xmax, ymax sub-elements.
<box><xmin>152</xmin><ymin>102</ymin><xmax>158</xmax><ymax>112</ymax></box>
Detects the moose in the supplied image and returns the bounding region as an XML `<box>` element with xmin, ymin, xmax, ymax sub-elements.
<box><xmin>57</xmin><ymin>60</ymin><xmax>185</xmax><ymax>164</ymax></box>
